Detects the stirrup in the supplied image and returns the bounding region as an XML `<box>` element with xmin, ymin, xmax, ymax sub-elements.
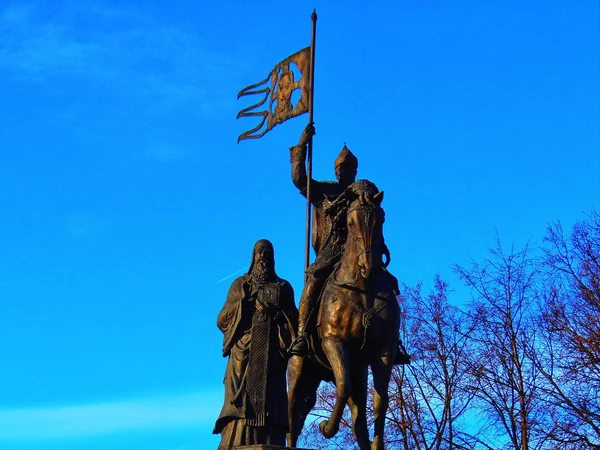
<box><xmin>289</xmin><ymin>335</ymin><xmax>309</xmax><ymax>357</ymax></box>
<box><xmin>394</xmin><ymin>346</ymin><xmax>411</xmax><ymax>365</ymax></box>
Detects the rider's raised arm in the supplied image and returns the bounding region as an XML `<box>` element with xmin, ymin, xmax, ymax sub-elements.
<box><xmin>290</xmin><ymin>141</ymin><xmax>308</xmax><ymax>193</ymax></box>
<box><xmin>290</xmin><ymin>124</ymin><xmax>322</xmax><ymax>199</ymax></box>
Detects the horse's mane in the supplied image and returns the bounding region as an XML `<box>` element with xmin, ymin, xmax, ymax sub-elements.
<box><xmin>347</xmin><ymin>180</ymin><xmax>380</xmax><ymax>207</ymax></box>
<box><xmin>349</xmin><ymin>179</ymin><xmax>379</xmax><ymax>196</ymax></box>
<box><xmin>324</xmin><ymin>180</ymin><xmax>381</xmax><ymax>217</ymax></box>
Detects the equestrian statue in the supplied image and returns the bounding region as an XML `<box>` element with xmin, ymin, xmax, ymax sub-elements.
<box><xmin>287</xmin><ymin>124</ymin><xmax>409</xmax><ymax>450</ymax></box>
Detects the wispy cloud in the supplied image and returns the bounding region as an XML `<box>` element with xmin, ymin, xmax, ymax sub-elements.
<box><xmin>0</xmin><ymin>390</ymin><xmax>222</xmax><ymax>442</ymax></box>
<box><xmin>1</xmin><ymin>4</ymin><xmax>107</xmax><ymax>80</ymax></box>
<box><xmin>0</xmin><ymin>2</ymin><xmax>234</xmax><ymax>112</ymax></box>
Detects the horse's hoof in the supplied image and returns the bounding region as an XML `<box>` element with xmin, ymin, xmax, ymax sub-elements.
<box><xmin>319</xmin><ymin>420</ymin><xmax>328</xmax><ymax>436</ymax></box>
<box><xmin>320</xmin><ymin>420</ymin><xmax>337</xmax><ymax>439</ymax></box>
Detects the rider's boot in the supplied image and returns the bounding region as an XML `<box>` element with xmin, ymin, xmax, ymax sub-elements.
<box><xmin>394</xmin><ymin>339</ymin><xmax>411</xmax><ymax>365</ymax></box>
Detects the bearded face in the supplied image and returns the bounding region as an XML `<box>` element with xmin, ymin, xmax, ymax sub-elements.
<box><xmin>274</xmin><ymin>71</ymin><xmax>293</xmax><ymax>117</ymax></box>
<box><xmin>250</xmin><ymin>241</ymin><xmax>276</xmax><ymax>283</ymax></box>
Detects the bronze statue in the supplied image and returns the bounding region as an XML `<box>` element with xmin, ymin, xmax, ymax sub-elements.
<box><xmin>213</xmin><ymin>239</ymin><xmax>298</xmax><ymax>449</ymax></box>
<box><xmin>231</xmin><ymin>14</ymin><xmax>409</xmax><ymax>449</ymax></box>
<box><xmin>288</xmin><ymin>180</ymin><xmax>401</xmax><ymax>450</ymax></box>
<box><xmin>288</xmin><ymin>124</ymin><xmax>401</xmax><ymax>361</ymax></box>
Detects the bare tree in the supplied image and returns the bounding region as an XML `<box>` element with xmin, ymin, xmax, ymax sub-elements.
<box><xmin>532</xmin><ymin>212</ymin><xmax>600</xmax><ymax>449</ymax></box>
<box><xmin>298</xmin><ymin>213</ymin><xmax>600</xmax><ymax>450</ymax></box>
<box><xmin>390</xmin><ymin>276</ymin><xmax>478</xmax><ymax>450</ymax></box>
<box><xmin>454</xmin><ymin>239</ymin><xmax>544</xmax><ymax>450</ymax></box>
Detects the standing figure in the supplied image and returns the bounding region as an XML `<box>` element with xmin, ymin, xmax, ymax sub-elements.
<box><xmin>213</xmin><ymin>239</ymin><xmax>297</xmax><ymax>449</ymax></box>
<box><xmin>287</xmin><ymin>124</ymin><xmax>356</xmax><ymax>356</ymax></box>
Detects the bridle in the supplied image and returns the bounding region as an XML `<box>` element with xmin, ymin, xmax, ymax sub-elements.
<box><xmin>346</xmin><ymin>204</ymin><xmax>378</xmax><ymax>258</ymax></box>
<box><xmin>332</xmin><ymin>204</ymin><xmax>379</xmax><ymax>285</ymax></box>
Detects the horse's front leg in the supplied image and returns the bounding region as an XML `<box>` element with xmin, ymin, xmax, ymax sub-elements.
<box><xmin>287</xmin><ymin>355</ymin><xmax>303</xmax><ymax>447</ymax></box>
<box><xmin>371</xmin><ymin>352</ymin><xmax>394</xmax><ymax>450</ymax></box>
<box><xmin>320</xmin><ymin>337</ymin><xmax>351</xmax><ymax>439</ymax></box>
<box><xmin>347</xmin><ymin>364</ymin><xmax>371</xmax><ymax>450</ymax></box>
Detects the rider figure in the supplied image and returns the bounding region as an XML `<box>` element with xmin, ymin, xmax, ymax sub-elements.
<box><xmin>288</xmin><ymin>123</ymin><xmax>356</xmax><ymax>357</ymax></box>
<box><xmin>288</xmin><ymin>124</ymin><xmax>411</xmax><ymax>365</ymax></box>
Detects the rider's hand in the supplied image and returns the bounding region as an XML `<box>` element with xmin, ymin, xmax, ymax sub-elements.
<box><xmin>298</xmin><ymin>122</ymin><xmax>315</xmax><ymax>147</ymax></box>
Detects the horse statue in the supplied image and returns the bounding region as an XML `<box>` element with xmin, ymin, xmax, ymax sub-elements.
<box><xmin>288</xmin><ymin>180</ymin><xmax>401</xmax><ymax>450</ymax></box>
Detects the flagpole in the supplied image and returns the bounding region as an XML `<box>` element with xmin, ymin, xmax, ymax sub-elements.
<box><xmin>304</xmin><ymin>10</ymin><xmax>317</xmax><ymax>270</ymax></box>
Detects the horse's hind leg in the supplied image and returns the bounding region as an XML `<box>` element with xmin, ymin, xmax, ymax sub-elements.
<box><xmin>371</xmin><ymin>353</ymin><xmax>394</xmax><ymax>450</ymax></box>
<box><xmin>347</xmin><ymin>365</ymin><xmax>371</xmax><ymax>450</ymax></box>
<box><xmin>319</xmin><ymin>338</ymin><xmax>351</xmax><ymax>439</ymax></box>
<box><xmin>287</xmin><ymin>356</ymin><xmax>319</xmax><ymax>447</ymax></box>
<box><xmin>287</xmin><ymin>355</ymin><xmax>302</xmax><ymax>447</ymax></box>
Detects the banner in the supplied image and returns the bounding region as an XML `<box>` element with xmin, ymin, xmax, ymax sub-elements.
<box><xmin>237</xmin><ymin>46</ymin><xmax>311</xmax><ymax>142</ymax></box>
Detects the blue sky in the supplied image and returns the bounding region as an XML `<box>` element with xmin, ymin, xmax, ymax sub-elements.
<box><xmin>0</xmin><ymin>1</ymin><xmax>598</xmax><ymax>449</ymax></box>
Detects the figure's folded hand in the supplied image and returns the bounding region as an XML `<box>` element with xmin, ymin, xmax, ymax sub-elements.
<box><xmin>256</xmin><ymin>300</ymin><xmax>278</xmax><ymax>317</ymax></box>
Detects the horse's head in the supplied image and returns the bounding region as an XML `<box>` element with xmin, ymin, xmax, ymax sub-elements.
<box><xmin>344</xmin><ymin>180</ymin><xmax>385</xmax><ymax>280</ymax></box>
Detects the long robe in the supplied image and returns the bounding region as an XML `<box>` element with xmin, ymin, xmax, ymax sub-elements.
<box><xmin>213</xmin><ymin>274</ymin><xmax>297</xmax><ymax>449</ymax></box>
